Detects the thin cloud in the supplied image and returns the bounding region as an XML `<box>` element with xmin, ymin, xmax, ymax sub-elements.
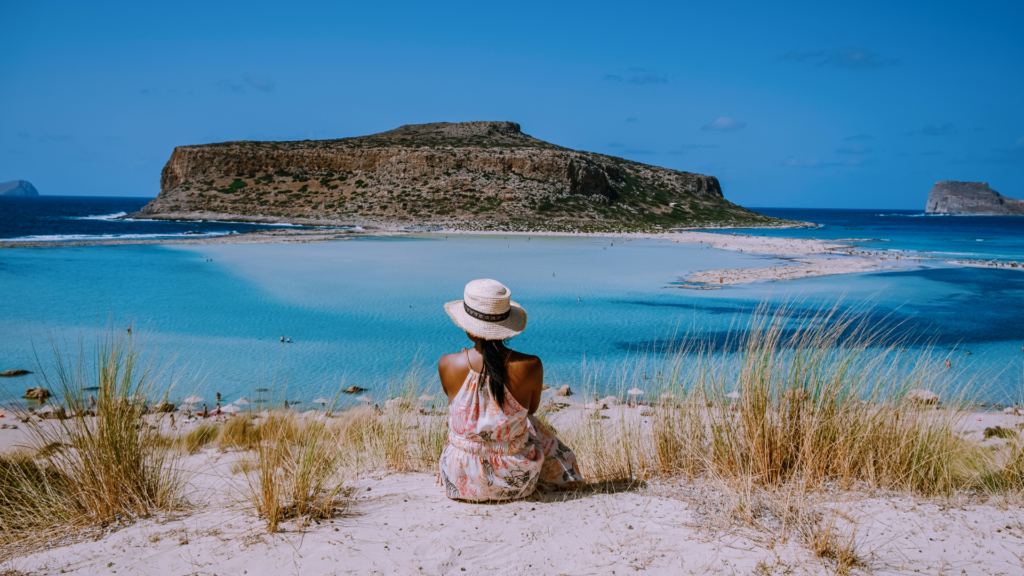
<box><xmin>908</xmin><ymin>123</ymin><xmax>955</xmax><ymax>136</ymax></box>
<box><xmin>607</xmin><ymin>143</ymin><xmax>625</xmax><ymax>148</ymax></box>
<box><xmin>784</xmin><ymin>156</ymin><xmax>873</xmax><ymax>168</ymax></box>
<box><xmin>602</xmin><ymin>71</ymin><xmax>668</xmax><ymax>85</ymax></box>
<box><xmin>627</xmin><ymin>73</ymin><xmax>667</xmax><ymax>85</ymax></box>
<box><xmin>625</xmin><ymin>117</ymin><xmax>637</xmax><ymax>123</ymax></box>
<box><xmin>779</xmin><ymin>46</ymin><xmax>898</xmax><ymax>70</ymax></box>
<box><xmin>844</xmin><ymin>134</ymin><xmax>875</xmax><ymax>141</ymax></box>
<box><xmin>920</xmin><ymin>150</ymin><xmax>942</xmax><ymax>156</ymax></box>
<box><xmin>952</xmin><ymin>138</ymin><xmax>1024</xmax><ymax>164</ymax></box>
<box><xmin>245</xmin><ymin>75</ymin><xmax>275</xmax><ymax>92</ymax></box>
<box><xmin>702</xmin><ymin>117</ymin><xmax>745</xmax><ymax>132</ymax></box>
<box><xmin>669</xmin><ymin>144</ymin><xmax>720</xmax><ymax>155</ymax></box>
<box><xmin>215</xmin><ymin>79</ymin><xmax>244</xmax><ymax>93</ymax></box>
<box><xmin>836</xmin><ymin>146</ymin><xmax>872</xmax><ymax>154</ymax></box>
<box><xmin>17</xmin><ymin>131</ymin><xmax>30</xmax><ymax>139</ymax></box>
<box><xmin>624</xmin><ymin>149</ymin><xmax>657</xmax><ymax>155</ymax></box>
<box><xmin>784</xmin><ymin>156</ymin><xmax>822</xmax><ymax>167</ymax></box>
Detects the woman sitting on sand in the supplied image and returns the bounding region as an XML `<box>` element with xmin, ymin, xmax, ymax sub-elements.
<box><xmin>438</xmin><ymin>279</ymin><xmax>584</xmax><ymax>501</ymax></box>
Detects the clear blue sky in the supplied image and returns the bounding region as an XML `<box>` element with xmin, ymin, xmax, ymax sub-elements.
<box><xmin>2</xmin><ymin>0</ymin><xmax>1022</xmax><ymax>208</ymax></box>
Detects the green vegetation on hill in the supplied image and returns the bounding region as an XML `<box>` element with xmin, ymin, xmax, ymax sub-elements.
<box><xmin>140</xmin><ymin>121</ymin><xmax>794</xmax><ymax>231</ymax></box>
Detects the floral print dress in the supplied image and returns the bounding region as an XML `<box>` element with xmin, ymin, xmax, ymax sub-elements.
<box><xmin>439</xmin><ymin>352</ymin><xmax>584</xmax><ymax>501</ymax></box>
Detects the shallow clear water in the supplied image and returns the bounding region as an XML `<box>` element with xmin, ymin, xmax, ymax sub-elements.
<box><xmin>2</xmin><ymin>231</ymin><xmax>1022</xmax><ymax>408</ymax></box>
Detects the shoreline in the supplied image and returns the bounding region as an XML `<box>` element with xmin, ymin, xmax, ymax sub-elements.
<box><xmin>2</xmin><ymin>219</ymin><xmax>1019</xmax><ymax>286</ymax></box>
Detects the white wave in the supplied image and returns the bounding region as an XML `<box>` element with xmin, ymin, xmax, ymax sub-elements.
<box><xmin>123</xmin><ymin>217</ymin><xmax>305</xmax><ymax>227</ymax></box>
<box><xmin>4</xmin><ymin>231</ymin><xmax>234</xmax><ymax>242</ymax></box>
<box><xmin>69</xmin><ymin>211</ymin><xmax>128</xmax><ymax>220</ymax></box>
<box><xmin>875</xmin><ymin>213</ymin><xmax>942</xmax><ymax>217</ymax></box>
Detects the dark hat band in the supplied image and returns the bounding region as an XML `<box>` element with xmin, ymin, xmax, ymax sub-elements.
<box><xmin>464</xmin><ymin>302</ymin><xmax>511</xmax><ymax>323</ymax></box>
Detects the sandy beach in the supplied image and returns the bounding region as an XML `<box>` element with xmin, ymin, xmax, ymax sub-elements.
<box><xmin>2</xmin><ymin>403</ymin><xmax>1022</xmax><ymax>575</ymax></box>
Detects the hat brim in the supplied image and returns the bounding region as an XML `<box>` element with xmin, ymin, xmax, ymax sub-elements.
<box><xmin>444</xmin><ymin>300</ymin><xmax>527</xmax><ymax>340</ymax></box>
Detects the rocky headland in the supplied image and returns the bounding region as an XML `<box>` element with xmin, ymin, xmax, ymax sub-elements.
<box><xmin>925</xmin><ymin>181</ymin><xmax>1024</xmax><ymax>215</ymax></box>
<box><xmin>0</xmin><ymin>180</ymin><xmax>39</xmax><ymax>196</ymax></box>
<box><xmin>133</xmin><ymin>121</ymin><xmax>789</xmax><ymax>232</ymax></box>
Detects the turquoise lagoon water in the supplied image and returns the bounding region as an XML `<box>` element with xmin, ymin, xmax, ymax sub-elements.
<box><xmin>2</xmin><ymin>233</ymin><xmax>1023</xmax><ymax>408</ymax></box>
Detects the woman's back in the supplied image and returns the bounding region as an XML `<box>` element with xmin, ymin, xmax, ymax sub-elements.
<box><xmin>437</xmin><ymin>347</ymin><xmax>543</xmax><ymax>413</ymax></box>
<box><xmin>437</xmin><ymin>278</ymin><xmax>584</xmax><ymax>501</ymax></box>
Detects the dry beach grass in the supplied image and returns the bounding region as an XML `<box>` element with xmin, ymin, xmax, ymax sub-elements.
<box><xmin>2</xmin><ymin>312</ymin><xmax>1023</xmax><ymax>573</ymax></box>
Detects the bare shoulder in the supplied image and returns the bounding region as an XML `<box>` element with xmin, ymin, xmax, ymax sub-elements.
<box><xmin>437</xmin><ymin>351</ymin><xmax>465</xmax><ymax>370</ymax></box>
<box><xmin>507</xmin><ymin>351</ymin><xmax>542</xmax><ymax>374</ymax></box>
<box><xmin>438</xmin><ymin>351</ymin><xmax>468</xmax><ymax>380</ymax></box>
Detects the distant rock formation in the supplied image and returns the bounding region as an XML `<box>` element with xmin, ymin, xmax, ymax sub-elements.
<box><xmin>0</xmin><ymin>180</ymin><xmax>39</xmax><ymax>196</ymax></box>
<box><xmin>133</xmin><ymin>121</ymin><xmax>786</xmax><ymax>232</ymax></box>
<box><xmin>925</xmin><ymin>181</ymin><xmax>1024</xmax><ymax>215</ymax></box>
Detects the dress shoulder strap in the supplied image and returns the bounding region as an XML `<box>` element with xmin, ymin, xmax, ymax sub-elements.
<box><xmin>462</xmin><ymin>348</ymin><xmax>474</xmax><ymax>373</ymax></box>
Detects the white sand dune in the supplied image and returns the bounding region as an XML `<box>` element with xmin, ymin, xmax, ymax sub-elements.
<box><xmin>3</xmin><ymin>408</ymin><xmax>1022</xmax><ymax>575</ymax></box>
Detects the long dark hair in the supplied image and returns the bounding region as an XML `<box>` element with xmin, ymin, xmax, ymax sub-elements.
<box><xmin>479</xmin><ymin>339</ymin><xmax>512</xmax><ymax>407</ymax></box>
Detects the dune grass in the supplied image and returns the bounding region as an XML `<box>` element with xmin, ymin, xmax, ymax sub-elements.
<box><xmin>0</xmin><ymin>331</ymin><xmax>188</xmax><ymax>554</ymax></box>
<box><xmin>559</xmin><ymin>302</ymin><xmax>1006</xmax><ymax>497</ymax></box>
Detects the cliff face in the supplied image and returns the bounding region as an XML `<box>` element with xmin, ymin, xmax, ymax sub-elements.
<box><xmin>0</xmin><ymin>180</ymin><xmax>39</xmax><ymax>196</ymax></box>
<box><xmin>925</xmin><ymin>181</ymin><xmax>1024</xmax><ymax>215</ymax></box>
<box><xmin>138</xmin><ymin>121</ymin><xmax>778</xmax><ymax>231</ymax></box>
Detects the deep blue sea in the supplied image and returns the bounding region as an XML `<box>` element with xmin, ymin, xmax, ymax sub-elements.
<box><xmin>1</xmin><ymin>198</ymin><xmax>1022</xmax><ymax>408</ymax></box>
<box><xmin>0</xmin><ymin>196</ymin><xmax>313</xmax><ymax>241</ymax></box>
<box><xmin>737</xmin><ymin>208</ymin><xmax>1024</xmax><ymax>263</ymax></box>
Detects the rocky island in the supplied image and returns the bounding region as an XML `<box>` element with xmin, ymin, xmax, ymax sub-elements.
<box><xmin>925</xmin><ymin>181</ymin><xmax>1024</xmax><ymax>215</ymax></box>
<box><xmin>133</xmin><ymin>121</ymin><xmax>787</xmax><ymax>232</ymax></box>
<box><xmin>0</xmin><ymin>180</ymin><xmax>39</xmax><ymax>196</ymax></box>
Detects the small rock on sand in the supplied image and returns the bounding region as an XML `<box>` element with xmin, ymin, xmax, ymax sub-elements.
<box><xmin>600</xmin><ymin>396</ymin><xmax>619</xmax><ymax>406</ymax></box>
<box><xmin>984</xmin><ymin>426</ymin><xmax>1015</xmax><ymax>439</ymax></box>
<box><xmin>556</xmin><ymin>385</ymin><xmax>572</xmax><ymax>397</ymax></box>
<box><xmin>22</xmin><ymin>387</ymin><xmax>51</xmax><ymax>400</ymax></box>
<box><xmin>149</xmin><ymin>401</ymin><xmax>176</xmax><ymax>414</ymax></box>
<box><xmin>905</xmin><ymin>389</ymin><xmax>939</xmax><ymax>405</ymax></box>
<box><xmin>343</xmin><ymin>386</ymin><xmax>366</xmax><ymax>394</ymax></box>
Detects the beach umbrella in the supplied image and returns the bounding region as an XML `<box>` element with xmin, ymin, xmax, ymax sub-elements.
<box><xmin>726</xmin><ymin>391</ymin><xmax>741</xmax><ymax>400</ymax></box>
<box><xmin>220</xmin><ymin>404</ymin><xmax>240</xmax><ymax>414</ymax></box>
<box><xmin>235</xmin><ymin>397</ymin><xmax>251</xmax><ymax>405</ymax></box>
<box><xmin>313</xmin><ymin>397</ymin><xmax>330</xmax><ymax>405</ymax></box>
<box><xmin>355</xmin><ymin>395</ymin><xmax>372</xmax><ymax>404</ymax></box>
<box><xmin>627</xmin><ymin>388</ymin><xmax>644</xmax><ymax>395</ymax></box>
<box><xmin>184</xmin><ymin>395</ymin><xmax>203</xmax><ymax>404</ymax></box>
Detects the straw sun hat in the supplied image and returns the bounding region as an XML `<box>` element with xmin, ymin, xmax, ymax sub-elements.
<box><xmin>444</xmin><ymin>279</ymin><xmax>527</xmax><ymax>340</ymax></box>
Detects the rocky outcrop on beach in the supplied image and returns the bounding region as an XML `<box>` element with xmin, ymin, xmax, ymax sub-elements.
<box><xmin>0</xmin><ymin>180</ymin><xmax>39</xmax><ymax>196</ymax></box>
<box><xmin>925</xmin><ymin>181</ymin><xmax>1024</xmax><ymax>215</ymax></box>
<box><xmin>22</xmin><ymin>387</ymin><xmax>51</xmax><ymax>400</ymax></box>
<box><xmin>135</xmin><ymin>121</ymin><xmax>783</xmax><ymax>231</ymax></box>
